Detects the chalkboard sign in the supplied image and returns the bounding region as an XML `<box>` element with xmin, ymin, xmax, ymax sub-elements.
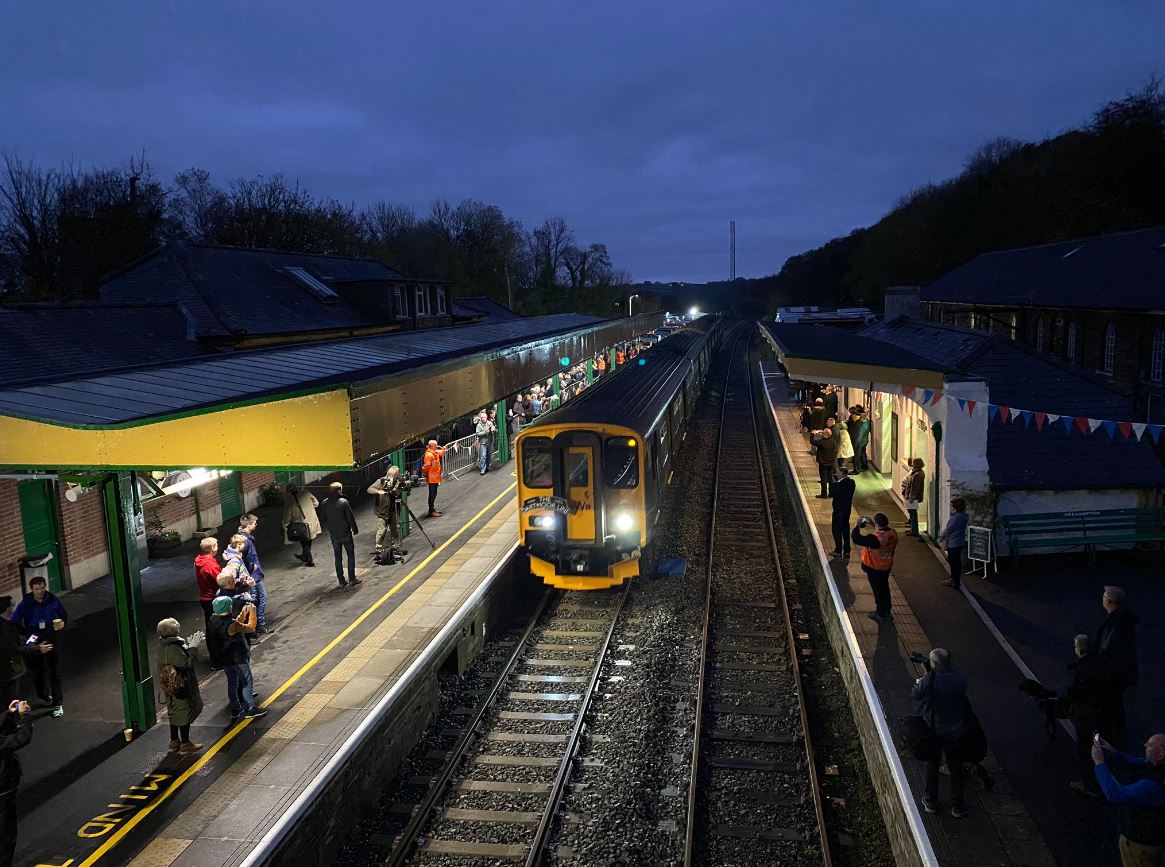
<box><xmin>967</xmin><ymin>525</ymin><xmax>996</xmax><ymax>576</ymax></box>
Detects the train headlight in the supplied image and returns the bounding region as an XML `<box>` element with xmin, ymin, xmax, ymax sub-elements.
<box><xmin>534</xmin><ymin>515</ymin><xmax>556</xmax><ymax>528</ymax></box>
<box><xmin>615</xmin><ymin>513</ymin><xmax>634</xmax><ymax>532</ymax></box>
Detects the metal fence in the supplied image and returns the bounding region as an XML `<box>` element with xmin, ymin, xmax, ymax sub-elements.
<box><xmin>402</xmin><ymin>430</ymin><xmax>504</xmax><ymax>482</ymax></box>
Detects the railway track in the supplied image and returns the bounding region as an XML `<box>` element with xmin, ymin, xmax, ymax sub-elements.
<box><xmin>684</xmin><ymin>327</ymin><xmax>830</xmax><ymax>866</ymax></box>
<box><xmin>386</xmin><ymin>586</ymin><xmax>629</xmax><ymax>866</ymax></box>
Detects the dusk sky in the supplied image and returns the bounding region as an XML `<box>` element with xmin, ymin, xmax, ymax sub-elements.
<box><xmin>2</xmin><ymin>2</ymin><xmax>1163</xmax><ymax>283</ymax></box>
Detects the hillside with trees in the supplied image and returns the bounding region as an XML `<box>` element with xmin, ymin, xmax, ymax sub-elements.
<box><xmin>0</xmin><ymin>158</ymin><xmax>643</xmax><ymax>316</ymax></box>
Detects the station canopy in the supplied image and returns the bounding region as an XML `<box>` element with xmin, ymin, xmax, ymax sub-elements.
<box><xmin>760</xmin><ymin>321</ymin><xmax>949</xmax><ymax>391</ymax></box>
<box><xmin>0</xmin><ymin>312</ymin><xmax>662</xmax><ymax>471</ymax></box>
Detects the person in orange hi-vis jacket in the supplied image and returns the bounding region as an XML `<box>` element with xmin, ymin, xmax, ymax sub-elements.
<box><xmin>422</xmin><ymin>438</ymin><xmax>459</xmax><ymax>517</ymax></box>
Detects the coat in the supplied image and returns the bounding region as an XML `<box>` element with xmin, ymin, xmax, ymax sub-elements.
<box><xmin>282</xmin><ymin>489</ymin><xmax>321</xmax><ymax>544</ymax></box>
<box><xmin>422</xmin><ymin>447</ymin><xmax>446</xmax><ymax>484</ymax></box>
<box><xmin>320</xmin><ymin>494</ymin><xmax>358</xmax><ymax>538</ymax></box>
<box><xmin>0</xmin><ymin>620</ymin><xmax>27</xmax><ymax>684</ymax></box>
<box><xmin>812</xmin><ymin>432</ymin><xmax>839</xmax><ymax>467</ymax></box>
<box><xmin>158</xmin><ymin>637</ymin><xmax>203</xmax><ymax>727</ymax></box>
<box><xmin>1095</xmin><ymin>606</ymin><xmax>1138</xmax><ymax>688</ymax></box>
<box><xmin>912</xmin><ymin>669</ymin><xmax>970</xmax><ymax>740</ymax></box>
<box><xmin>902</xmin><ymin>468</ymin><xmax>925</xmax><ymax>504</ymax></box>
<box><xmin>837</xmin><ymin>427</ymin><xmax>854</xmax><ymax>460</ymax></box>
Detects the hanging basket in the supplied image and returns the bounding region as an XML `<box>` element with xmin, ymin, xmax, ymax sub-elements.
<box><xmin>147</xmin><ymin>536</ymin><xmax>183</xmax><ymax>559</ymax></box>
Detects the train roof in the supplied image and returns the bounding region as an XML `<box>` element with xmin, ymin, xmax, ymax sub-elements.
<box><xmin>524</xmin><ymin>316</ymin><xmax>719</xmax><ymax>436</ymax></box>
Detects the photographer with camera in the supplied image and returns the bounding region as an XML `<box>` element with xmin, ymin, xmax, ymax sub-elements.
<box><xmin>367</xmin><ymin>466</ymin><xmax>411</xmax><ymax>566</ymax></box>
<box><xmin>851</xmin><ymin>513</ymin><xmax>897</xmax><ymax>623</ymax></box>
<box><xmin>0</xmin><ymin>697</ymin><xmax>31</xmax><ymax>866</ymax></box>
<box><xmin>1092</xmin><ymin>733</ymin><xmax>1165</xmax><ymax>866</ymax></box>
<box><xmin>911</xmin><ymin>648</ymin><xmax>973</xmax><ymax>818</ymax></box>
<box><xmin>1064</xmin><ymin>634</ymin><xmax>1126</xmax><ymax>798</ymax></box>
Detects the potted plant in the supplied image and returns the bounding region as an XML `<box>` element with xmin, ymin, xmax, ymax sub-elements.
<box><xmin>146</xmin><ymin>517</ymin><xmax>183</xmax><ymax>558</ymax></box>
<box><xmin>259</xmin><ymin>482</ymin><xmax>285</xmax><ymax>506</ymax></box>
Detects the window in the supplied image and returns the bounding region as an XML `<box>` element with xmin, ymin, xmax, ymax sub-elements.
<box><xmin>521</xmin><ymin>437</ymin><xmax>553</xmax><ymax>488</ymax></box>
<box><xmin>284</xmin><ymin>266</ymin><xmax>338</xmax><ymax>302</ymax></box>
<box><xmin>1010</xmin><ymin>313</ymin><xmax>1017</xmax><ymax>338</ymax></box>
<box><xmin>1104</xmin><ymin>322</ymin><xmax>1116</xmax><ymax>374</ymax></box>
<box><xmin>436</xmin><ymin>287</ymin><xmax>447</xmax><ymax>316</ymax></box>
<box><xmin>604</xmin><ymin>437</ymin><xmax>640</xmax><ymax>489</ymax></box>
<box><xmin>393</xmin><ymin>286</ymin><xmax>408</xmax><ymax>319</ymax></box>
<box><xmin>415</xmin><ymin>286</ymin><xmax>431</xmax><ymax>316</ymax></box>
<box><xmin>566</xmin><ymin>451</ymin><xmax>589</xmax><ymax>487</ymax></box>
<box><xmin>1067</xmin><ymin>322</ymin><xmax>1078</xmax><ymax>364</ymax></box>
<box><xmin>1152</xmin><ymin>329</ymin><xmax>1165</xmax><ymax>383</ymax></box>
<box><xmin>1036</xmin><ymin>316</ymin><xmax>1047</xmax><ymax>352</ymax></box>
<box><xmin>890</xmin><ymin>410</ymin><xmax>899</xmax><ymax>463</ymax></box>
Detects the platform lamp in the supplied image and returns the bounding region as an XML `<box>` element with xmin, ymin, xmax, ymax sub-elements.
<box><xmin>628</xmin><ymin>293</ymin><xmax>639</xmax><ymax>317</ymax></box>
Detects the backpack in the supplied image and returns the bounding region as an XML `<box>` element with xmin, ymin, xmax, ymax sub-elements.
<box><xmin>159</xmin><ymin>663</ymin><xmax>188</xmax><ymax>700</ymax></box>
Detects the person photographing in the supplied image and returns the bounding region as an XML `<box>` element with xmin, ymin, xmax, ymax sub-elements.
<box><xmin>0</xmin><ymin>698</ymin><xmax>31</xmax><ymax>866</ymax></box>
<box><xmin>851</xmin><ymin>513</ymin><xmax>897</xmax><ymax>623</ymax></box>
<box><xmin>367</xmin><ymin>466</ymin><xmax>410</xmax><ymax>565</ymax></box>
<box><xmin>1092</xmin><ymin>733</ymin><xmax>1165</xmax><ymax>865</ymax></box>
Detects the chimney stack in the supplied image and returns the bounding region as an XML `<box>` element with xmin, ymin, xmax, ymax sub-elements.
<box><xmin>883</xmin><ymin>285</ymin><xmax>921</xmax><ymax>321</ymax></box>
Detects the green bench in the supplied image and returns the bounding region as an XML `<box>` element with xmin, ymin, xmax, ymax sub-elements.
<box><xmin>999</xmin><ymin>507</ymin><xmax>1165</xmax><ymax>563</ymax></box>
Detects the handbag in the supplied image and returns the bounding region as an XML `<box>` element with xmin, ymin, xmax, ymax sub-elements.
<box><xmin>900</xmin><ymin>713</ymin><xmax>940</xmax><ymax>761</ymax></box>
<box><xmin>286</xmin><ymin>495</ymin><xmax>311</xmax><ymax>542</ymax></box>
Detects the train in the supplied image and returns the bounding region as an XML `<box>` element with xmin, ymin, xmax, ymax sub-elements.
<box><xmin>514</xmin><ymin>316</ymin><xmax>723</xmax><ymax>589</ymax></box>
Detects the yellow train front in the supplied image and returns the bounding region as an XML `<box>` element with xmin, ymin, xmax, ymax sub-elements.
<box><xmin>515</xmin><ymin>317</ymin><xmax>721</xmax><ymax>590</ymax></box>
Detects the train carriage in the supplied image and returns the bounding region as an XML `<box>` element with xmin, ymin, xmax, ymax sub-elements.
<box><xmin>515</xmin><ymin>316</ymin><xmax>722</xmax><ymax>589</ymax></box>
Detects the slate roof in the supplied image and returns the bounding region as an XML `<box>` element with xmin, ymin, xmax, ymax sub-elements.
<box><xmin>99</xmin><ymin>242</ymin><xmax>416</xmax><ymax>339</ymax></box>
<box><xmin>452</xmin><ymin>297</ymin><xmax>524</xmax><ymax>323</ymax></box>
<box><xmin>0</xmin><ymin>303</ymin><xmax>205</xmax><ymax>388</ymax></box>
<box><xmin>0</xmin><ymin>313</ymin><xmax>603</xmax><ymax>427</ymax></box>
<box><xmin>862</xmin><ymin>318</ymin><xmax>1165</xmax><ymax>490</ymax></box>
<box><xmin>923</xmin><ymin>227</ymin><xmax>1165</xmax><ymax>311</ymax></box>
<box><xmin>762</xmin><ymin>322</ymin><xmax>949</xmax><ymax>372</ymax></box>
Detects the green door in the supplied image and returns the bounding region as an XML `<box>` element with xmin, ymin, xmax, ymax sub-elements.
<box><xmin>218</xmin><ymin>474</ymin><xmax>242</xmax><ymax>524</ymax></box>
<box><xmin>18</xmin><ymin>480</ymin><xmax>64</xmax><ymax>592</ymax></box>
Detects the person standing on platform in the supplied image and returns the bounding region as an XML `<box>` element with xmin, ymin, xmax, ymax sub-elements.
<box><xmin>205</xmin><ymin>598</ymin><xmax>266</xmax><ymax>725</ymax></box>
<box><xmin>1096</xmin><ymin>586</ymin><xmax>1138</xmax><ymax>741</ymax></box>
<box><xmin>912</xmin><ymin>648</ymin><xmax>971</xmax><ymax>818</ymax></box>
<box><xmin>194</xmin><ymin>538</ymin><xmax>222</xmax><ymax>629</ymax></box>
<box><xmin>829</xmin><ymin>466</ymin><xmax>855</xmax><ymax>558</ymax></box>
<box><xmin>476</xmin><ymin>410</ymin><xmax>496</xmax><ymax>475</ymax></box>
<box><xmin>320</xmin><ymin>482</ymin><xmax>360</xmax><ymax>587</ymax></box>
<box><xmin>852</xmin><ymin>513</ymin><xmax>897</xmax><ymax>623</ymax></box>
<box><xmin>936</xmin><ymin>498</ymin><xmax>970</xmax><ymax>589</ymax></box>
<box><xmin>811</xmin><ymin>427</ymin><xmax>839</xmax><ymax>498</ymax></box>
<box><xmin>1065</xmin><ymin>634</ymin><xmax>1124</xmax><ymax>797</ymax></box>
<box><xmin>423</xmin><ymin>439</ymin><xmax>458</xmax><ymax>518</ymax></box>
<box><xmin>367</xmin><ymin>467</ymin><xmax>406</xmax><ymax>565</ymax></box>
<box><xmin>1091</xmin><ymin>733</ymin><xmax>1165</xmax><ymax>865</ymax></box>
<box><xmin>823</xmin><ymin>385</ymin><xmax>839</xmax><ymax>421</ymax></box>
<box><xmin>12</xmin><ymin>578</ymin><xmax>67</xmax><ymax>718</ymax></box>
<box><xmin>0</xmin><ymin>600</ymin><xmax>47</xmax><ymax>710</ymax></box>
<box><xmin>155</xmin><ymin>618</ymin><xmax>203</xmax><ymax>754</ymax></box>
<box><xmin>0</xmin><ymin>697</ymin><xmax>32</xmax><ymax>867</ymax></box>
<box><xmin>616</xmin><ymin>346</ymin><xmax>625</xmax><ymax>366</ymax></box>
<box><xmin>902</xmin><ymin>458</ymin><xmax>926</xmax><ymax>536</ymax></box>
<box><xmin>809</xmin><ymin>397</ymin><xmax>826</xmax><ymax>431</ymax></box>
<box><xmin>848</xmin><ymin>406</ymin><xmax>871</xmax><ymax>474</ymax></box>
<box><xmin>836</xmin><ymin>420</ymin><xmax>855</xmax><ymax>471</ymax></box>
<box><xmin>282</xmin><ymin>485</ymin><xmax>320</xmax><ymax>568</ymax></box>
<box><xmin>236</xmin><ymin>515</ymin><xmax>269</xmax><ymax>634</ymax></box>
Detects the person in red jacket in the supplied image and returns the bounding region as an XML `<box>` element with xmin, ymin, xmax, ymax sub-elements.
<box><xmin>194</xmin><ymin>538</ymin><xmax>222</xmax><ymax>630</ymax></box>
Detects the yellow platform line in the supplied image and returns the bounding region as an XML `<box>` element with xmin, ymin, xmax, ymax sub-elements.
<box><xmin>78</xmin><ymin>482</ymin><xmax>517</xmax><ymax>867</ymax></box>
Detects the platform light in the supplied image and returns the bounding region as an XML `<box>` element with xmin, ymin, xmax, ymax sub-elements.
<box><xmin>689</xmin><ymin>306</ymin><xmax>700</xmax><ymax>317</ymax></box>
<box><xmin>560</xmin><ymin>357</ymin><xmax>571</xmax><ymax>366</ymax></box>
<box><xmin>637</xmin><ymin>358</ymin><xmax>646</xmax><ymax>366</ymax></box>
<box><xmin>615</xmin><ymin>513</ymin><xmax>634</xmax><ymax>532</ymax></box>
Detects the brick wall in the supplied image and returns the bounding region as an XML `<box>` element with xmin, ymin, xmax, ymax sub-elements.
<box><xmin>144</xmin><ymin>494</ymin><xmax>198</xmax><ymax>531</ymax></box>
<box><xmin>240</xmin><ymin>472</ymin><xmax>274</xmax><ymax>494</ymax></box>
<box><xmin>57</xmin><ymin>486</ymin><xmax>107</xmax><ymax>564</ymax></box>
<box><xmin>0</xmin><ymin>481</ymin><xmax>23</xmax><ymax>595</ymax></box>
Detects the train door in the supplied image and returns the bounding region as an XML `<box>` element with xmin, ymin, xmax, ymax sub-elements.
<box><xmin>554</xmin><ymin>432</ymin><xmax>600</xmax><ymax>543</ymax></box>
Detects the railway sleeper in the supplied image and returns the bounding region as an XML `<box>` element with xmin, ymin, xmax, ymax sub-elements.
<box><xmin>710</xmin><ymin>823</ymin><xmax>810</xmax><ymax>843</ymax></box>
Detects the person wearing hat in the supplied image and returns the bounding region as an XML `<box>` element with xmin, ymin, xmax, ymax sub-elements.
<box><xmin>205</xmin><ymin>598</ymin><xmax>265</xmax><ymax>725</ymax></box>
<box><xmin>155</xmin><ymin>618</ymin><xmax>204</xmax><ymax>754</ymax></box>
<box><xmin>809</xmin><ymin>398</ymin><xmax>827</xmax><ymax>431</ymax></box>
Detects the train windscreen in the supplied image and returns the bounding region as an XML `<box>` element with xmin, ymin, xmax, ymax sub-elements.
<box><xmin>522</xmin><ymin>437</ymin><xmax>553</xmax><ymax>487</ymax></box>
<box><xmin>604</xmin><ymin>437</ymin><xmax>639</xmax><ymax>488</ymax></box>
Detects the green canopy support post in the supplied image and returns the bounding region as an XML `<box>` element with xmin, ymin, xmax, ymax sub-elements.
<box><xmin>495</xmin><ymin>400</ymin><xmax>510</xmax><ymax>464</ymax></box>
<box><xmin>610</xmin><ymin>345</ymin><xmax>618</xmax><ymax>369</ymax></box>
<box><xmin>391</xmin><ymin>448</ymin><xmax>409</xmax><ymax>541</ymax></box>
<box><xmin>102</xmin><ymin>471</ymin><xmax>155</xmax><ymax>732</ymax></box>
<box><xmin>552</xmin><ymin>373</ymin><xmax>561</xmax><ymax>398</ymax></box>
<box><xmin>586</xmin><ymin>358</ymin><xmax>595</xmax><ymax>386</ymax></box>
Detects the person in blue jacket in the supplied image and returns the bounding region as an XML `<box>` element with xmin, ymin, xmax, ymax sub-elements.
<box><xmin>1092</xmin><ymin>732</ymin><xmax>1165</xmax><ymax>864</ymax></box>
<box><xmin>237</xmin><ymin>514</ymin><xmax>270</xmax><ymax>634</ymax></box>
<box><xmin>12</xmin><ymin>577</ymin><xmax>66</xmax><ymax>718</ymax></box>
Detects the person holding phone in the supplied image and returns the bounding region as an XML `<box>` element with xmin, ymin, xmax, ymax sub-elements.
<box><xmin>11</xmin><ymin>580</ymin><xmax>65</xmax><ymax>717</ymax></box>
<box><xmin>0</xmin><ymin>698</ymin><xmax>32</xmax><ymax>867</ymax></box>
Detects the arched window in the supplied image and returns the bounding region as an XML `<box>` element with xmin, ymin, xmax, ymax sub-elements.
<box><xmin>1104</xmin><ymin>322</ymin><xmax>1117</xmax><ymax>374</ymax></box>
<box><xmin>1152</xmin><ymin>328</ymin><xmax>1165</xmax><ymax>383</ymax></box>
<box><xmin>1067</xmin><ymin>322</ymin><xmax>1078</xmax><ymax>364</ymax></box>
<box><xmin>1036</xmin><ymin>316</ymin><xmax>1047</xmax><ymax>352</ymax></box>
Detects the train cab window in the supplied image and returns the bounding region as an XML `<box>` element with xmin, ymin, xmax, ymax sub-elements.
<box><xmin>604</xmin><ymin>437</ymin><xmax>639</xmax><ymax>489</ymax></box>
<box><xmin>567</xmin><ymin>451</ymin><xmax>589</xmax><ymax>486</ymax></box>
<box><xmin>522</xmin><ymin>437</ymin><xmax>553</xmax><ymax>488</ymax></box>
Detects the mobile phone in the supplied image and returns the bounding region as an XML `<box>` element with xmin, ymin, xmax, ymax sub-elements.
<box><xmin>1093</xmin><ymin>731</ymin><xmax>1101</xmax><ymax>744</ymax></box>
<box><xmin>24</xmin><ymin>634</ymin><xmax>38</xmax><ymax>645</ymax></box>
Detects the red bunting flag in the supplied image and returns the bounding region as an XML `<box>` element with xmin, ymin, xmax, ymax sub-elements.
<box><xmin>1034</xmin><ymin>411</ymin><xmax>1046</xmax><ymax>430</ymax></box>
<box><xmin>966</xmin><ymin>400</ymin><xmax>976</xmax><ymax>415</ymax></box>
<box><xmin>902</xmin><ymin>385</ymin><xmax>915</xmax><ymax>397</ymax></box>
<box><xmin>999</xmin><ymin>406</ymin><xmax>1011</xmax><ymax>423</ymax></box>
<box><xmin>1075</xmin><ymin>416</ymin><xmax>1089</xmax><ymax>434</ymax></box>
<box><xmin>930</xmin><ymin>390</ymin><xmax>944</xmax><ymax>405</ymax></box>
<box><xmin>1118</xmin><ymin>422</ymin><xmax>1132</xmax><ymax>439</ymax></box>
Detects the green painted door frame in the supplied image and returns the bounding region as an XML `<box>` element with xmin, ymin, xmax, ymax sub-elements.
<box><xmin>609</xmin><ymin>346</ymin><xmax>617</xmax><ymax>369</ymax></box>
<box><xmin>17</xmin><ymin>480</ymin><xmax>64</xmax><ymax>592</ymax></box>
<box><xmin>102</xmin><ymin>471</ymin><xmax>155</xmax><ymax>731</ymax></box>
<box><xmin>494</xmin><ymin>400</ymin><xmax>510</xmax><ymax>464</ymax></box>
<box><xmin>391</xmin><ymin>449</ymin><xmax>409</xmax><ymax>540</ymax></box>
<box><xmin>586</xmin><ymin>358</ymin><xmax>595</xmax><ymax>385</ymax></box>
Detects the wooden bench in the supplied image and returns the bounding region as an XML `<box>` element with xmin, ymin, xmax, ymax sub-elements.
<box><xmin>999</xmin><ymin>508</ymin><xmax>1165</xmax><ymax>563</ymax></box>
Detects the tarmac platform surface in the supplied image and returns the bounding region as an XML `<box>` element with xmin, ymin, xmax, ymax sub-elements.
<box><xmin>767</xmin><ymin>374</ymin><xmax>1161</xmax><ymax>867</ymax></box>
<box><xmin>16</xmin><ymin>463</ymin><xmax>522</xmax><ymax>867</ymax></box>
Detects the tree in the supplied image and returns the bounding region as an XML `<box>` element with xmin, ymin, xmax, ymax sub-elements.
<box><xmin>0</xmin><ymin>154</ymin><xmax>60</xmax><ymax>296</ymax></box>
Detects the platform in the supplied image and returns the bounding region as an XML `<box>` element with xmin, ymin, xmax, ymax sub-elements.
<box><xmin>764</xmin><ymin>372</ymin><xmax>1090</xmax><ymax>867</ymax></box>
<box><xmin>17</xmin><ymin>465</ymin><xmax>523</xmax><ymax>867</ymax></box>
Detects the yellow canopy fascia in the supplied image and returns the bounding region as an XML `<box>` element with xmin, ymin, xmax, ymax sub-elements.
<box><xmin>0</xmin><ymin>389</ymin><xmax>354</xmax><ymax>471</ymax></box>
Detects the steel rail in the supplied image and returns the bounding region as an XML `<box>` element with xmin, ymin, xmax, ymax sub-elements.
<box><xmin>383</xmin><ymin>588</ymin><xmax>555</xmax><ymax>867</ymax></box>
<box><xmin>745</xmin><ymin>334</ymin><xmax>833</xmax><ymax>866</ymax></box>
<box><xmin>525</xmin><ymin>581</ymin><xmax>632</xmax><ymax>866</ymax></box>
<box><xmin>683</xmin><ymin>321</ymin><xmax>751</xmax><ymax>866</ymax></box>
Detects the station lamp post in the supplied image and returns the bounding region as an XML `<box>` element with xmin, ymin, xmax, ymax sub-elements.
<box><xmin>628</xmin><ymin>293</ymin><xmax>640</xmax><ymax>317</ymax></box>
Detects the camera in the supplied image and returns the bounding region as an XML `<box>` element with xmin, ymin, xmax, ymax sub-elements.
<box><xmin>858</xmin><ymin>516</ymin><xmax>870</xmax><ymax>528</ymax></box>
<box><xmin>1018</xmin><ymin>678</ymin><xmax>1068</xmax><ymax>740</ymax></box>
<box><xmin>909</xmin><ymin>651</ymin><xmax>931</xmax><ymax>671</ymax></box>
